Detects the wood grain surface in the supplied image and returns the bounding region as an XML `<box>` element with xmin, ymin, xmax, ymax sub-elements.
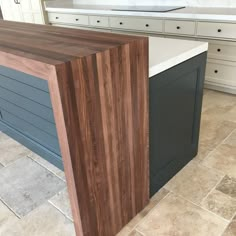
<box><xmin>0</xmin><ymin>20</ymin><xmax>149</xmax><ymax>236</ymax></box>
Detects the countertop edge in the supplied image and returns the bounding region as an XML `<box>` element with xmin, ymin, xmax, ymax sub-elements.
<box><xmin>149</xmin><ymin>42</ymin><xmax>208</xmax><ymax>77</ymax></box>
<box><xmin>45</xmin><ymin>6</ymin><xmax>236</xmax><ymax>22</ymax></box>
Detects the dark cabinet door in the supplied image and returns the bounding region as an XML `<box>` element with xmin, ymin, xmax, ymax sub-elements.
<box><xmin>149</xmin><ymin>52</ymin><xmax>207</xmax><ymax>196</ymax></box>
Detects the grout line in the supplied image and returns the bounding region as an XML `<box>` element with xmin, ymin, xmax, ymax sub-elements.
<box><xmin>197</xmin><ymin>156</ymin><xmax>226</xmax><ymax>176</ymax></box>
<box><xmin>222</xmin><ymin>128</ymin><xmax>236</xmax><ymax>144</ymax></box>
<box><xmin>198</xmin><ymin>160</ymin><xmax>226</xmax><ymax>176</ymax></box>
<box><xmin>200</xmin><ymin>127</ymin><xmax>236</xmax><ymax>166</ymax></box>
<box><xmin>220</xmin><ymin>221</ymin><xmax>232</xmax><ymax>236</ymax></box>
<box><xmin>135</xmin><ymin>228</ymin><xmax>145</xmax><ymax>236</ymax></box>
<box><xmin>219</xmin><ymin>214</ymin><xmax>235</xmax><ymax>236</ymax></box>
<box><xmin>130</xmin><ymin>191</ymin><xmax>171</xmax><ymax>232</ymax></box>
<box><xmin>0</xmin><ymin>198</ymin><xmax>21</xmax><ymax>219</ymax></box>
<box><xmin>48</xmin><ymin>200</ymin><xmax>74</xmax><ymax>222</ymax></box>
<box><xmin>28</xmin><ymin>155</ymin><xmax>66</xmax><ymax>182</ymax></box>
<box><xmin>228</xmin><ymin>208</ymin><xmax>236</xmax><ymax>223</ymax></box>
<box><xmin>28</xmin><ymin>154</ymin><xmax>66</xmax><ymax>182</ymax></box>
<box><xmin>200</xmin><ymin>174</ymin><xmax>225</xmax><ymax>206</ymax></box>
<box><xmin>168</xmin><ymin>190</ymin><xmax>229</xmax><ymax>223</ymax></box>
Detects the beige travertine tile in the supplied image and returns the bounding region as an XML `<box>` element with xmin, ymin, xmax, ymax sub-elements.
<box><xmin>49</xmin><ymin>188</ymin><xmax>73</xmax><ymax>221</ymax></box>
<box><xmin>0</xmin><ymin>133</ymin><xmax>31</xmax><ymax>166</ymax></box>
<box><xmin>222</xmin><ymin>216</ymin><xmax>236</xmax><ymax>236</ymax></box>
<box><xmin>117</xmin><ymin>188</ymin><xmax>169</xmax><ymax>235</ymax></box>
<box><xmin>0</xmin><ymin>201</ymin><xmax>19</xmax><ymax>235</ymax></box>
<box><xmin>141</xmin><ymin>188</ymin><xmax>169</xmax><ymax>219</ymax></box>
<box><xmin>0</xmin><ymin>157</ymin><xmax>65</xmax><ymax>217</ymax></box>
<box><xmin>216</xmin><ymin>176</ymin><xmax>236</xmax><ymax>199</ymax></box>
<box><xmin>29</xmin><ymin>152</ymin><xmax>65</xmax><ymax>181</ymax></box>
<box><xmin>116</xmin><ymin>226</ymin><xmax>132</xmax><ymax>236</ymax></box>
<box><xmin>201</xmin><ymin>190</ymin><xmax>236</xmax><ymax>220</ymax></box>
<box><xmin>128</xmin><ymin>230</ymin><xmax>144</xmax><ymax>236</ymax></box>
<box><xmin>136</xmin><ymin>193</ymin><xmax>227</xmax><ymax>236</ymax></box>
<box><xmin>1</xmin><ymin>203</ymin><xmax>76</xmax><ymax>236</ymax></box>
<box><xmin>202</xmin><ymin>102</ymin><xmax>236</xmax><ymax>123</ymax></box>
<box><xmin>202</xmin><ymin>144</ymin><xmax>236</xmax><ymax>178</ymax></box>
<box><xmin>202</xmin><ymin>90</ymin><xmax>236</xmax><ymax>115</ymax></box>
<box><xmin>165</xmin><ymin>160</ymin><xmax>223</xmax><ymax>204</ymax></box>
<box><xmin>195</xmin><ymin>120</ymin><xmax>236</xmax><ymax>161</ymax></box>
<box><xmin>203</xmin><ymin>89</ymin><xmax>211</xmax><ymax>95</ymax></box>
<box><xmin>197</xmin><ymin>89</ymin><xmax>236</xmax><ymax>161</ymax></box>
<box><xmin>224</xmin><ymin>129</ymin><xmax>236</xmax><ymax>146</ymax></box>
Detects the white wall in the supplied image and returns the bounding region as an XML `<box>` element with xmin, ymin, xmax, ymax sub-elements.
<box><xmin>73</xmin><ymin>0</ymin><xmax>236</xmax><ymax>7</ymax></box>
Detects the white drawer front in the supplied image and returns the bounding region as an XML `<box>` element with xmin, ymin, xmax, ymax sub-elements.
<box><xmin>205</xmin><ymin>60</ymin><xmax>236</xmax><ymax>87</ymax></box>
<box><xmin>165</xmin><ymin>35</ymin><xmax>196</xmax><ymax>41</ymax></box>
<box><xmin>89</xmin><ymin>15</ymin><xmax>109</xmax><ymax>28</ymax></box>
<box><xmin>48</xmin><ymin>13</ymin><xmax>89</xmax><ymax>26</ymax></box>
<box><xmin>111</xmin><ymin>30</ymin><xmax>164</xmax><ymax>38</ymax></box>
<box><xmin>197</xmin><ymin>22</ymin><xmax>236</xmax><ymax>39</ymax></box>
<box><xmin>165</xmin><ymin>20</ymin><xmax>195</xmax><ymax>35</ymax></box>
<box><xmin>110</xmin><ymin>17</ymin><xmax>163</xmax><ymax>33</ymax></box>
<box><xmin>52</xmin><ymin>24</ymin><xmax>111</xmax><ymax>32</ymax></box>
<box><xmin>208</xmin><ymin>41</ymin><xmax>236</xmax><ymax>61</ymax></box>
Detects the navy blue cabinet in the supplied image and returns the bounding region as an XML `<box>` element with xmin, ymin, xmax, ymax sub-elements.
<box><xmin>0</xmin><ymin>65</ymin><xmax>63</xmax><ymax>170</ymax></box>
<box><xmin>149</xmin><ymin>52</ymin><xmax>207</xmax><ymax>196</ymax></box>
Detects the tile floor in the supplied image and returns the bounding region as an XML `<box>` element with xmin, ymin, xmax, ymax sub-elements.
<box><xmin>0</xmin><ymin>89</ymin><xmax>235</xmax><ymax>236</ymax></box>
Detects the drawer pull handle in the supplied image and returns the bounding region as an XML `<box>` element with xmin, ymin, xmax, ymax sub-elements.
<box><xmin>55</xmin><ymin>17</ymin><xmax>59</xmax><ymax>19</ymax></box>
<box><xmin>176</xmin><ymin>26</ymin><xmax>181</xmax><ymax>29</ymax></box>
<box><xmin>214</xmin><ymin>70</ymin><xmax>218</xmax><ymax>74</ymax></box>
<box><xmin>97</xmin><ymin>20</ymin><xmax>100</xmax><ymax>23</ymax></box>
<box><xmin>119</xmin><ymin>22</ymin><xmax>123</xmax><ymax>25</ymax></box>
<box><xmin>218</xmin><ymin>29</ymin><xmax>222</xmax><ymax>32</ymax></box>
<box><xmin>145</xmin><ymin>24</ymin><xmax>149</xmax><ymax>27</ymax></box>
<box><xmin>76</xmin><ymin>19</ymin><xmax>79</xmax><ymax>21</ymax></box>
<box><xmin>217</xmin><ymin>48</ymin><xmax>221</xmax><ymax>52</ymax></box>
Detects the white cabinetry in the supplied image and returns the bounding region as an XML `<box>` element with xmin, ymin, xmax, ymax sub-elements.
<box><xmin>89</xmin><ymin>15</ymin><xmax>109</xmax><ymax>28</ymax></box>
<box><xmin>198</xmin><ymin>38</ymin><xmax>236</xmax><ymax>93</ymax></box>
<box><xmin>48</xmin><ymin>12</ymin><xmax>89</xmax><ymax>26</ymax></box>
<box><xmin>0</xmin><ymin>0</ymin><xmax>46</xmax><ymax>24</ymax></box>
<box><xmin>0</xmin><ymin>0</ymin><xmax>22</xmax><ymax>22</ymax></box>
<box><xmin>164</xmin><ymin>20</ymin><xmax>196</xmax><ymax>36</ymax></box>
<box><xmin>207</xmin><ymin>40</ymin><xmax>236</xmax><ymax>61</ymax></box>
<box><xmin>197</xmin><ymin>22</ymin><xmax>236</xmax><ymax>39</ymax></box>
<box><xmin>109</xmin><ymin>17</ymin><xmax>163</xmax><ymax>33</ymax></box>
<box><xmin>46</xmin><ymin>11</ymin><xmax>236</xmax><ymax>94</ymax></box>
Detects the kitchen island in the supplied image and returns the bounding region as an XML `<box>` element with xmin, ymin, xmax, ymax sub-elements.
<box><xmin>0</xmin><ymin>20</ymin><xmax>207</xmax><ymax>236</ymax></box>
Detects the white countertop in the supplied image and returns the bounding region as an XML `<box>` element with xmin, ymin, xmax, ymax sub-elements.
<box><xmin>44</xmin><ymin>0</ymin><xmax>209</xmax><ymax>76</ymax></box>
<box><xmin>148</xmin><ymin>37</ymin><xmax>208</xmax><ymax>77</ymax></box>
<box><xmin>45</xmin><ymin>1</ymin><xmax>236</xmax><ymax>22</ymax></box>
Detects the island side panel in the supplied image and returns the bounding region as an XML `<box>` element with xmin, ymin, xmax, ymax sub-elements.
<box><xmin>49</xmin><ymin>39</ymin><xmax>149</xmax><ymax>236</ymax></box>
<box><xmin>149</xmin><ymin>52</ymin><xmax>207</xmax><ymax>196</ymax></box>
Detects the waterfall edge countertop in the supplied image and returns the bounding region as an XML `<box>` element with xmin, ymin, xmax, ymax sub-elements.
<box><xmin>45</xmin><ymin>1</ymin><xmax>236</xmax><ymax>22</ymax></box>
<box><xmin>0</xmin><ymin>20</ymin><xmax>149</xmax><ymax>236</ymax></box>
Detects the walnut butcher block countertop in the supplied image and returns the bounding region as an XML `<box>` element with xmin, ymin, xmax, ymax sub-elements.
<box><xmin>0</xmin><ymin>20</ymin><xmax>146</xmax><ymax>67</ymax></box>
<box><xmin>0</xmin><ymin>20</ymin><xmax>149</xmax><ymax>236</ymax></box>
